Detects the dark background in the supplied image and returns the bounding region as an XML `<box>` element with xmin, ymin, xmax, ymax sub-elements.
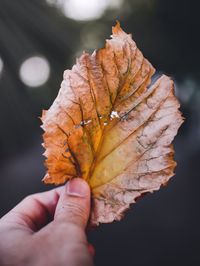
<box><xmin>0</xmin><ymin>0</ymin><xmax>199</xmax><ymax>265</ymax></box>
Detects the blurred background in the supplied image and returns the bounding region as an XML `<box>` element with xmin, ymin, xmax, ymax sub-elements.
<box><xmin>0</xmin><ymin>0</ymin><xmax>199</xmax><ymax>265</ymax></box>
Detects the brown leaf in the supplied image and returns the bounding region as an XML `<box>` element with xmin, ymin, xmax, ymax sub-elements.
<box><xmin>41</xmin><ymin>22</ymin><xmax>184</xmax><ymax>226</ymax></box>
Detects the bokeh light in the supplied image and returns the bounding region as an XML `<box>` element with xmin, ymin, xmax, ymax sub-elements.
<box><xmin>0</xmin><ymin>57</ymin><xmax>4</xmax><ymax>76</ymax></box>
<box><xmin>19</xmin><ymin>56</ymin><xmax>50</xmax><ymax>88</ymax></box>
<box><xmin>176</xmin><ymin>79</ymin><xmax>196</xmax><ymax>104</ymax></box>
<box><xmin>46</xmin><ymin>0</ymin><xmax>123</xmax><ymax>21</ymax></box>
<box><xmin>63</xmin><ymin>0</ymin><xmax>109</xmax><ymax>21</ymax></box>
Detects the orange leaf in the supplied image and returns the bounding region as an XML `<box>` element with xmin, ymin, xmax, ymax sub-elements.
<box><xmin>41</xmin><ymin>22</ymin><xmax>183</xmax><ymax>225</ymax></box>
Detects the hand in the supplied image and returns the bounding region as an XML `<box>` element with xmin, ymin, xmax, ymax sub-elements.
<box><xmin>0</xmin><ymin>178</ymin><xmax>94</xmax><ymax>266</ymax></box>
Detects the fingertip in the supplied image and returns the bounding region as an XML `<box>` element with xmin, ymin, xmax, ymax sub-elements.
<box><xmin>66</xmin><ymin>178</ymin><xmax>91</xmax><ymax>198</ymax></box>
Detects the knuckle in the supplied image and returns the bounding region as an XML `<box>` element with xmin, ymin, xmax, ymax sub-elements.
<box><xmin>23</xmin><ymin>194</ymin><xmax>34</xmax><ymax>203</ymax></box>
<box><xmin>57</xmin><ymin>201</ymin><xmax>86</xmax><ymax>224</ymax></box>
<box><xmin>65</xmin><ymin>201</ymin><xmax>86</xmax><ymax>219</ymax></box>
<box><xmin>24</xmin><ymin>195</ymin><xmax>31</xmax><ymax>201</ymax></box>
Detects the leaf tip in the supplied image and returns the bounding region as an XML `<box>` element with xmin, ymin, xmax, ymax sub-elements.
<box><xmin>112</xmin><ymin>20</ymin><xmax>122</xmax><ymax>34</ymax></box>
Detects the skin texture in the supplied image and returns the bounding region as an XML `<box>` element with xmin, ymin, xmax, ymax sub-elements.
<box><xmin>0</xmin><ymin>178</ymin><xmax>94</xmax><ymax>266</ymax></box>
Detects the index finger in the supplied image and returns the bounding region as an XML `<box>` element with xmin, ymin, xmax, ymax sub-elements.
<box><xmin>1</xmin><ymin>186</ymin><xmax>64</xmax><ymax>232</ymax></box>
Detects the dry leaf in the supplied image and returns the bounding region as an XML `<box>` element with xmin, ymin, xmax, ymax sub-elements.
<box><xmin>41</xmin><ymin>22</ymin><xmax>183</xmax><ymax>226</ymax></box>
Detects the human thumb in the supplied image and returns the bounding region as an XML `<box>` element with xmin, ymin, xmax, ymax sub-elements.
<box><xmin>54</xmin><ymin>178</ymin><xmax>91</xmax><ymax>229</ymax></box>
